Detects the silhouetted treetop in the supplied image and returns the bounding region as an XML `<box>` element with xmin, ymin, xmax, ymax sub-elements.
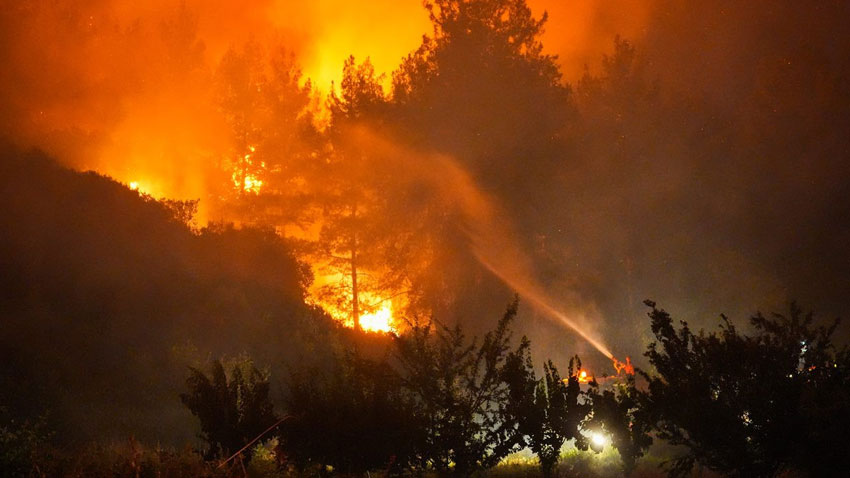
<box><xmin>330</xmin><ymin>56</ymin><xmax>386</xmax><ymax>124</ymax></box>
<box><xmin>424</xmin><ymin>0</ymin><xmax>548</xmax><ymax>58</ymax></box>
<box><xmin>393</xmin><ymin>0</ymin><xmax>564</xmax><ymax>103</ymax></box>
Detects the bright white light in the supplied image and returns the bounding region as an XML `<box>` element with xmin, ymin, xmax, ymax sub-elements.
<box><xmin>591</xmin><ymin>432</ymin><xmax>608</xmax><ymax>448</ymax></box>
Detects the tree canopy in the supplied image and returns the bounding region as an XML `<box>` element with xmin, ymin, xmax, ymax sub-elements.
<box><xmin>639</xmin><ymin>300</ymin><xmax>850</xmax><ymax>478</ymax></box>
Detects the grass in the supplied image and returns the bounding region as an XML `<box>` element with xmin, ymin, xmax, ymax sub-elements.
<box><xmin>10</xmin><ymin>438</ymin><xmax>720</xmax><ymax>478</ymax></box>
<box><xmin>15</xmin><ymin>439</ymin><xmax>284</xmax><ymax>478</ymax></box>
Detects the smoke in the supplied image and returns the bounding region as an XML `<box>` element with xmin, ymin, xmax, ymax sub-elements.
<box><xmin>434</xmin><ymin>155</ymin><xmax>615</xmax><ymax>359</ymax></box>
<box><xmin>2</xmin><ymin>0</ymin><xmax>848</xmax><ymax>366</ymax></box>
<box><xmin>349</xmin><ymin>126</ymin><xmax>615</xmax><ymax>360</ymax></box>
<box><xmin>0</xmin><ymin>0</ymin><xmax>652</xmax><ymax>196</ymax></box>
<box><xmin>530</xmin><ymin>0</ymin><xmax>654</xmax><ymax>80</ymax></box>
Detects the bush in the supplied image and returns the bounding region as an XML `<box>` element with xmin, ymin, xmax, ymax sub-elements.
<box><xmin>392</xmin><ymin>299</ymin><xmax>526</xmax><ymax>477</ymax></box>
<box><xmin>503</xmin><ymin>342</ymin><xmax>589</xmax><ymax>478</ymax></box>
<box><xmin>280</xmin><ymin>350</ymin><xmax>419</xmax><ymax>475</ymax></box>
<box><xmin>0</xmin><ymin>409</ymin><xmax>51</xmax><ymax>478</ymax></box>
<box><xmin>639</xmin><ymin>301</ymin><xmax>850</xmax><ymax>478</ymax></box>
<box><xmin>180</xmin><ymin>358</ymin><xmax>279</xmax><ymax>462</ymax></box>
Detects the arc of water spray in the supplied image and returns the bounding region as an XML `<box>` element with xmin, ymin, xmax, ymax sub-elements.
<box><xmin>476</xmin><ymin>257</ymin><xmax>614</xmax><ymax>359</ymax></box>
<box><xmin>432</xmin><ymin>155</ymin><xmax>615</xmax><ymax>360</ymax></box>
<box><xmin>352</xmin><ymin>127</ymin><xmax>616</xmax><ymax>361</ymax></box>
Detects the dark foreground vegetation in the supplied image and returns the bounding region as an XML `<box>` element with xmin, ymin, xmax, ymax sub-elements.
<box><xmin>4</xmin><ymin>261</ymin><xmax>849</xmax><ymax>478</ymax></box>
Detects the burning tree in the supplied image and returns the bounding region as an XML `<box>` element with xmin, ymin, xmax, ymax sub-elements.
<box><xmin>215</xmin><ymin>41</ymin><xmax>318</xmax><ymax>225</ymax></box>
<box><xmin>313</xmin><ymin>57</ymin><xmax>403</xmax><ymax>331</ymax></box>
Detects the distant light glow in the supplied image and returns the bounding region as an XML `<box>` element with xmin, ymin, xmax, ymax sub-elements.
<box><xmin>591</xmin><ymin>432</ymin><xmax>608</xmax><ymax>448</ymax></box>
<box><xmin>129</xmin><ymin>181</ymin><xmax>139</xmax><ymax>190</ymax></box>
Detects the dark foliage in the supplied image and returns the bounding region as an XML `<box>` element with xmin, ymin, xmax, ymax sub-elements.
<box><xmin>584</xmin><ymin>375</ymin><xmax>653</xmax><ymax>476</ymax></box>
<box><xmin>0</xmin><ymin>408</ymin><xmax>52</xmax><ymax>478</ymax></box>
<box><xmin>280</xmin><ymin>348</ymin><xmax>419</xmax><ymax>475</ymax></box>
<box><xmin>180</xmin><ymin>359</ymin><xmax>278</xmax><ymax>461</ymax></box>
<box><xmin>392</xmin><ymin>299</ymin><xmax>525</xmax><ymax>477</ymax></box>
<box><xmin>639</xmin><ymin>300</ymin><xmax>850</xmax><ymax>478</ymax></box>
<box><xmin>503</xmin><ymin>342</ymin><xmax>588</xmax><ymax>478</ymax></box>
<box><xmin>0</xmin><ymin>149</ymin><xmax>330</xmax><ymax>444</ymax></box>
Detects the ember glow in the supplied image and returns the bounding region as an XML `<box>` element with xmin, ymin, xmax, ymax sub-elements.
<box><xmin>233</xmin><ymin>146</ymin><xmax>264</xmax><ymax>194</ymax></box>
<box><xmin>308</xmin><ymin>268</ymin><xmax>400</xmax><ymax>334</ymax></box>
<box><xmin>359</xmin><ymin>302</ymin><xmax>395</xmax><ymax>334</ymax></box>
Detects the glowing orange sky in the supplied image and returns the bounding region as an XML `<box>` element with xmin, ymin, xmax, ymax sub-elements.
<box><xmin>116</xmin><ymin>0</ymin><xmax>652</xmax><ymax>92</ymax></box>
<box><xmin>2</xmin><ymin>0</ymin><xmax>653</xmax><ymax>222</ymax></box>
<box><xmin>270</xmin><ymin>0</ymin><xmax>652</xmax><ymax>90</ymax></box>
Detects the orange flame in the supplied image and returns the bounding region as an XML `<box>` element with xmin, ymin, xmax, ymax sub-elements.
<box><xmin>232</xmin><ymin>146</ymin><xmax>264</xmax><ymax>194</ymax></box>
<box><xmin>307</xmin><ymin>270</ymin><xmax>398</xmax><ymax>334</ymax></box>
<box><xmin>612</xmin><ymin>356</ymin><xmax>635</xmax><ymax>376</ymax></box>
<box><xmin>359</xmin><ymin>302</ymin><xmax>395</xmax><ymax>334</ymax></box>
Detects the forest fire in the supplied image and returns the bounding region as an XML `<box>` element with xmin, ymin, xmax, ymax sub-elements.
<box><xmin>233</xmin><ymin>146</ymin><xmax>264</xmax><ymax>194</ymax></box>
<box><xmin>4</xmin><ymin>0</ymin><xmax>850</xmax><ymax>475</ymax></box>
<box><xmin>308</xmin><ymin>274</ymin><xmax>399</xmax><ymax>334</ymax></box>
<box><xmin>127</xmin><ymin>180</ymin><xmax>158</xmax><ymax>196</ymax></box>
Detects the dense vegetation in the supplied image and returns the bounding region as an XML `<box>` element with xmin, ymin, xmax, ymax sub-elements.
<box><xmin>0</xmin><ymin>149</ymin><xmax>335</xmax><ymax>444</ymax></box>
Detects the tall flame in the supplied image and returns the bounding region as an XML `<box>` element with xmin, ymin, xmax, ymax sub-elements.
<box><xmin>359</xmin><ymin>302</ymin><xmax>395</xmax><ymax>334</ymax></box>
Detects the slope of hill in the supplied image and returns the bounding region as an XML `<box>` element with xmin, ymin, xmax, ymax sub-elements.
<box><xmin>0</xmin><ymin>147</ymin><xmax>335</xmax><ymax>444</ymax></box>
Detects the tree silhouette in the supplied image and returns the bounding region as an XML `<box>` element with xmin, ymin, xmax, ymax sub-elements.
<box><xmin>214</xmin><ymin>42</ymin><xmax>318</xmax><ymax>226</ymax></box>
<box><xmin>639</xmin><ymin>300</ymin><xmax>850</xmax><ymax>478</ymax></box>
<box><xmin>314</xmin><ymin>57</ymin><xmax>396</xmax><ymax>330</ymax></box>
<box><xmin>180</xmin><ymin>359</ymin><xmax>278</xmax><ymax>462</ymax></box>
<box><xmin>503</xmin><ymin>346</ymin><xmax>588</xmax><ymax>478</ymax></box>
<box><xmin>383</xmin><ymin>0</ymin><xmax>576</xmax><ymax>323</ymax></box>
<box><xmin>584</xmin><ymin>374</ymin><xmax>652</xmax><ymax>476</ymax></box>
<box><xmin>392</xmin><ymin>0</ymin><xmax>571</xmax><ymax>194</ymax></box>
<box><xmin>392</xmin><ymin>299</ymin><xmax>525</xmax><ymax>477</ymax></box>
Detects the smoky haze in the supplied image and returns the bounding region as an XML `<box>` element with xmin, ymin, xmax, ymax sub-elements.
<box><xmin>1</xmin><ymin>0</ymin><xmax>850</xmax><ymax>442</ymax></box>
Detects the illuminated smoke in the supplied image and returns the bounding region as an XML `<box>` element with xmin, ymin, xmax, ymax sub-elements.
<box><xmin>0</xmin><ymin>0</ymin><xmax>655</xmax><ymax>209</ymax></box>
<box><xmin>356</xmin><ymin>128</ymin><xmax>616</xmax><ymax>359</ymax></box>
<box><xmin>432</xmin><ymin>155</ymin><xmax>616</xmax><ymax>360</ymax></box>
<box><xmin>0</xmin><ymin>0</ymin><xmax>658</xmax><ymax>357</ymax></box>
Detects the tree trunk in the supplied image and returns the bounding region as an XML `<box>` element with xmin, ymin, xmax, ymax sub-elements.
<box><xmin>350</xmin><ymin>203</ymin><xmax>360</xmax><ymax>330</ymax></box>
